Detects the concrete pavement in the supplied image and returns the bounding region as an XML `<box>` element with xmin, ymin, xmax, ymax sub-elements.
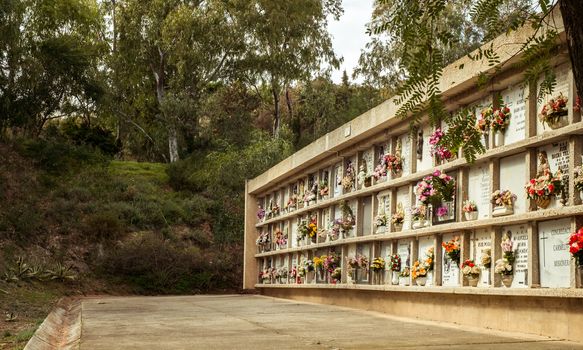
<box><xmin>79</xmin><ymin>295</ymin><xmax>583</xmax><ymax>349</ymax></box>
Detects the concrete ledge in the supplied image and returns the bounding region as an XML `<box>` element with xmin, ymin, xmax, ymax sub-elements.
<box><xmin>261</xmin><ymin>285</ymin><xmax>583</xmax><ymax>343</ymax></box>
<box><xmin>255</xmin><ymin>282</ymin><xmax>583</xmax><ymax>299</ymax></box>
<box><xmin>24</xmin><ymin>298</ymin><xmax>81</xmax><ymax>350</ymax></box>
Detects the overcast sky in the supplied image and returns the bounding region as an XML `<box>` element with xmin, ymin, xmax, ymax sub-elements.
<box><xmin>328</xmin><ymin>0</ymin><xmax>375</xmax><ymax>83</ymax></box>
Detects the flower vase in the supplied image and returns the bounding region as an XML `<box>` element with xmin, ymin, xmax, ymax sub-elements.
<box><xmin>391</xmin><ymin>271</ymin><xmax>400</xmax><ymax>285</ymax></box>
<box><xmin>501</xmin><ymin>274</ymin><xmax>513</xmax><ymax>288</ymax></box>
<box><xmin>494</xmin><ymin>131</ymin><xmax>505</xmax><ymax>147</ymax></box>
<box><xmin>307</xmin><ymin>271</ymin><xmax>316</xmax><ymax>284</ymax></box>
<box><xmin>464</xmin><ymin>211</ymin><xmax>478</xmax><ymax>221</ymax></box>
<box><xmin>263</xmin><ymin>279</ymin><xmax>270</xmax><ymax>285</ymax></box>
<box><xmin>548</xmin><ymin>113</ymin><xmax>568</xmax><ymax>130</ymax></box>
<box><xmin>317</xmin><ymin>269</ymin><xmax>325</xmax><ymax>282</ymax></box>
<box><xmin>467</xmin><ymin>276</ymin><xmax>479</xmax><ymax>287</ymax></box>
<box><xmin>373</xmin><ymin>271</ymin><xmax>383</xmax><ymax>285</ymax></box>
<box><xmin>392</xmin><ymin>170</ymin><xmax>402</xmax><ymax>179</ymax></box>
<box><xmin>536</xmin><ymin>197</ymin><xmax>551</xmax><ymax>209</ymax></box>
<box><xmin>399</xmin><ymin>276</ymin><xmax>410</xmax><ymax>286</ymax></box>
<box><xmin>412</xmin><ymin>220</ymin><xmax>426</xmax><ymax>229</ymax></box>
<box><xmin>393</xmin><ymin>223</ymin><xmax>403</xmax><ymax>232</ymax></box>
<box><xmin>437</xmin><ymin>216</ymin><xmax>446</xmax><ymax>222</ymax></box>
<box><xmin>347</xmin><ymin>271</ymin><xmax>354</xmax><ymax>285</ymax></box>
<box><xmin>576</xmin><ymin>265</ymin><xmax>583</xmax><ymax>288</ymax></box>
<box><xmin>492</xmin><ymin>205</ymin><xmax>513</xmax><ymax>217</ymax></box>
<box><xmin>415</xmin><ymin>276</ymin><xmax>427</xmax><ymax>286</ymax></box>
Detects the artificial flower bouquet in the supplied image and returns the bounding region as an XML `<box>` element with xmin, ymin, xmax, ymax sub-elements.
<box><xmin>385</xmin><ymin>153</ymin><xmax>403</xmax><ymax>175</ymax></box>
<box><xmin>540</xmin><ymin>93</ymin><xmax>568</xmax><ymax>129</ymax></box>
<box><xmin>462</xmin><ymin>200</ymin><xmax>478</xmax><ymax>221</ymax></box>
<box><xmin>574</xmin><ymin>166</ymin><xmax>583</xmax><ymax>193</ymax></box>
<box><xmin>481</xmin><ymin>248</ymin><xmax>492</xmax><ymax>269</ymax></box>
<box><xmin>461</xmin><ymin>259</ymin><xmax>480</xmax><ymax>278</ymax></box>
<box><xmin>297</xmin><ymin>216</ymin><xmax>318</xmax><ymax>242</ymax></box>
<box><xmin>274</xmin><ymin>229</ymin><xmax>287</xmax><ymax>248</ymax></box>
<box><xmin>370</xmin><ymin>257</ymin><xmax>386</xmax><ymax>273</ymax></box>
<box><xmin>490</xmin><ymin>105</ymin><xmax>511</xmax><ymax>133</ymax></box>
<box><xmin>411</xmin><ymin>260</ymin><xmax>428</xmax><ymax>280</ymax></box>
<box><xmin>442</xmin><ymin>236</ymin><xmax>461</xmax><ymax>265</ymax></box>
<box><xmin>429</xmin><ymin>128</ymin><xmax>453</xmax><ymax>162</ymax></box>
<box><xmin>374</xmin><ymin>213</ymin><xmax>388</xmax><ymax>228</ymax></box>
<box><xmin>491</xmin><ymin>189</ymin><xmax>516</xmax><ymax>208</ymax></box>
<box><xmin>525</xmin><ymin>169</ymin><xmax>563</xmax><ymax>209</ymax></box>
<box><xmin>346</xmin><ymin>255</ymin><xmax>369</xmax><ymax>270</ymax></box>
<box><xmin>569</xmin><ymin>227</ymin><xmax>583</xmax><ymax>266</ymax></box>
<box><xmin>495</xmin><ymin>235</ymin><xmax>515</xmax><ymax>288</ymax></box>
<box><xmin>389</xmin><ymin>254</ymin><xmax>401</xmax><ymax>272</ymax></box>
<box><xmin>318</xmin><ymin>180</ymin><xmax>329</xmax><ymax>197</ymax></box>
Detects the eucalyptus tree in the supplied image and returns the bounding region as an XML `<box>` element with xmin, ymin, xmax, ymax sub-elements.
<box><xmin>240</xmin><ymin>0</ymin><xmax>343</xmax><ymax>137</ymax></box>
<box><xmin>110</xmin><ymin>0</ymin><xmax>244</xmax><ymax>162</ymax></box>
<box><xmin>0</xmin><ymin>0</ymin><xmax>106</xmax><ymax>136</ymax></box>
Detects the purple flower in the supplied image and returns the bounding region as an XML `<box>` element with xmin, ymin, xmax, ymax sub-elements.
<box><xmin>436</xmin><ymin>206</ymin><xmax>448</xmax><ymax>217</ymax></box>
<box><xmin>433</xmin><ymin>170</ymin><xmax>441</xmax><ymax>177</ymax></box>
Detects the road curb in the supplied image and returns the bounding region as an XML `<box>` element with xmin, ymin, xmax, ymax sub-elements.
<box><xmin>24</xmin><ymin>298</ymin><xmax>82</xmax><ymax>350</ymax></box>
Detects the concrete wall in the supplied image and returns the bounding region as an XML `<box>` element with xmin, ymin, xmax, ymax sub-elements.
<box><xmin>263</xmin><ymin>287</ymin><xmax>583</xmax><ymax>343</ymax></box>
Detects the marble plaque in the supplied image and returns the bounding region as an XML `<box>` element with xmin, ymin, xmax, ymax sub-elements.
<box><xmin>418</xmin><ymin>236</ymin><xmax>435</xmax><ymax>286</ymax></box>
<box><xmin>538</xmin><ymin>140</ymin><xmax>570</xmax><ymax>208</ymax></box>
<box><xmin>417</xmin><ymin>124</ymin><xmax>433</xmax><ymax>171</ymax></box>
<box><xmin>333</xmin><ymin>163</ymin><xmax>342</xmax><ymax>197</ymax></box>
<box><xmin>442</xmin><ymin>233</ymin><xmax>460</xmax><ymax>286</ymax></box>
<box><xmin>469</xmin><ymin>229</ymin><xmax>492</xmax><ymax>286</ymax></box>
<box><xmin>500</xmin><ymin>153</ymin><xmax>527</xmax><ymax>215</ymax></box>
<box><xmin>396</xmin><ymin>186</ymin><xmax>411</xmax><ymax>230</ymax></box>
<box><xmin>502</xmin><ymin>83</ymin><xmax>527</xmax><ymax>145</ymax></box>
<box><xmin>363</xmin><ymin>148</ymin><xmax>374</xmax><ymax>174</ymax></box>
<box><xmin>502</xmin><ymin>224</ymin><xmax>529</xmax><ymax>288</ymax></box>
<box><xmin>537</xmin><ymin>64</ymin><xmax>570</xmax><ymax>135</ymax></box>
<box><xmin>291</xmin><ymin>220</ymin><xmax>298</xmax><ymax>247</ymax></box>
<box><xmin>539</xmin><ymin>218</ymin><xmax>571</xmax><ymax>288</ymax></box>
<box><xmin>362</xmin><ymin>197</ymin><xmax>372</xmax><ymax>236</ymax></box>
<box><xmin>399</xmin><ymin>133</ymin><xmax>411</xmax><ymax>176</ymax></box>
<box><xmin>397</xmin><ymin>239</ymin><xmax>411</xmax><ymax>271</ymax></box>
<box><xmin>468</xmin><ymin>164</ymin><xmax>491</xmax><ymax>219</ymax></box>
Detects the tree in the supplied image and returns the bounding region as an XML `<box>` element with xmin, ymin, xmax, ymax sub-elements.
<box><xmin>109</xmin><ymin>0</ymin><xmax>244</xmax><ymax>162</ymax></box>
<box><xmin>0</xmin><ymin>0</ymin><xmax>106</xmax><ymax>137</ymax></box>
<box><xmin>240</xmin><ymin>0</ymin><xmax>343</xmax><ymax>137</ymax></box>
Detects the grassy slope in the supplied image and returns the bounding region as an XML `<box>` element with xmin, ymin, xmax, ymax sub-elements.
<box><xmin>0</xmin><ymin>147</ymin><xmax>241</xmax><ymax>349</ymax></box>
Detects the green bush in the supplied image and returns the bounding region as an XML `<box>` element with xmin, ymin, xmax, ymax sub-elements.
<box><xmin>82</xmin><ymin>211</ymin><xmax>124</xmax><ymax>241</ymax></box>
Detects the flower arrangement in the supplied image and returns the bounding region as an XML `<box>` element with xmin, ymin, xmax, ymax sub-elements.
<box><xmin>495</xmin><ymin>235</ymin><xmax>515</xmax><ymax>275</ymax></box>
<box><xmin>255</xmin><ymin>231</ymin><xmax>270</xmax><ymax>247</ymax></box>
<box><xmin>323</xmin><ymin>253</ymin><xmax>340</xmax><ymax>274</ymax></box>
<box><xmin>477</xmin><ymin>106</ymin><xmax>493</xmax><ymax>134</ymax></box>
<box><xmin>334</xmin><ymin>201</ymin><xmax>355</xmax><ymax>234</ymax></box>
<box><xmin>346</xmin><ymin>255</ymin><xmax>369</xmax><ymax>269</ymax></box>
<box><xmin>462</xmin><ymin>200</ymin><xmax>477</xmax><ymax>213</ymax></box>
<box><xmin>370</xmin><ymin>257</ymin><xmax>386</xmax><ymax>272</ymax></box>
<box><xmin>297</xmin><ymin>216</ymin><xmax>318</xmax><ymax>242</ymax></box>
<box><xmin>539</xmin><ymin>93</ymin><xmax>568</xmax><ymax>128</ymax></box>
<box><xmin>481</xmin><ymin>248</ymin><xmax>492</xmax><ymax>269</ymax></box>
<box><xmin>304</xmin><ymin>259</ymin><xmax>315</xmax><ymax>272</ymax></box>
<box><xmin>289</xmin><ymin>266</ymin><xmax>298</xmax><ymax>281</ymax></box>
<box><xmin>341</xmin><ymin>160</ymin><xmax>355</xmax><ymax>191</ymax></box>
<box><xmin>286</xmin><ymin>196</ymin><xmax>297</xmax><ymax>211</ymax></box>
<box><xmin>275</xmin><ymin>230</ymin><xmax>287</xmax><ymax>248</ymax></box>
<box><xmin>374</xmin><ymin>213</ymin><xmax>388</xmax><ymax>227</ymax></box>
<box><xmin>411</xmin><ymin>260</ymin><xmax>428</xmax><ymax>279</ymax></box>
<box><xmin>411</xmin><ymin>205</ymin><xmax>427</xmax><ymax>222</ymax></box>
<box><xmin>259</xmin><ymin>268</ymin><xmax>273</xmax><ymax>282</ymax></box>
<box><xmin>436</xmin><ymin>205</ymin><xmax>448</xmax><ymax>219</ymax></box>
<box><xmin>416</xmin><ymin>169</ymin><xmax>456</xmax><ymax>205</ymax></box>
<box><xmin>318</xmin><ymin>180</ymin><xmax>329</xmax><ymax>197</ymax></box>
<box><xmin>491</xmin><ymin>190</ymin><xmax>516</xmax><ymax>208</ymax></box>
<box><xmin>429</xmin><ymin>128</ymin><xmax>453</xmax><ymax>161</ymax></box>
<box><xmin>313</xmin><ymin>256</ymin><xmax>325</xmax><ymax>271</ymax></box>
<box><xmin>569</xmin><ymin>227</ymin><xmax>583</xmax><ymax>266</ymax></box>
<box><xmin>399</xmin><ymin>267</ymin><xmax>410</xmax><ymax>277</ymax></box>
<box><xmin>372</xmin><ymin>162</ymin><xmax>387</xmax><ymax>180</ymax></box>
<box><xmin>461</xmin><ymin>259</ymin><xmax>480</xmax><ymax>278</ymax></box>
<box><xmin>276</xmin><ymin>267</ymin><xmax>288</xmax><ymax>280</ymax></box>
<box><xmin>385</xmin><ymin>153</ymin><xmax>403</xmax><ymax>175</ymax></box>
<box><xmin>574</xmin><ymin>166</ymin><xmax>583</xmax><ymax>193</ymax></box>
<box><xmin>490</xmin><ymin>105</ymin><xmax>511</xmax><ymax>133</ymax></box>
<box><xmin>525</xmin><ymin>169</ymin><xmax>563</xmax><ymax>201</ymax></box>
<box><xmin>391</xmin><ymin>205</ymin><xmax>405</xmax><ymax>226</ymax></box>
<box><xmin>442</xmin><ymin>236</ymin><xmax>461</xmax><ymax>265</ymax></box>
<box><xmin>389</xmin><ymin>254</ymin><xmax>401</xmax><ymax>272</ymax></box>
<box><xmin>425</xmin><ymin>247</ymin><xmax>434</xmax><ymax>271</ymax></box>
<box><xmin>257</xmin><ymin>206</ymin><xmax>266</xmax><ymax>221</ymax></box>
<box><xmin>330</xmin><ymin>267</ymin><xmax>342</xmax><ymax>283</ymax></box>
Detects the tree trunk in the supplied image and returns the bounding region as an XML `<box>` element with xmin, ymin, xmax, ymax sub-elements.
<box><xmin>559</xmin><ymin>0</ymin><xmax>583</xmax><ymax>98</ymax></box>
<box><xmin>285</xmin><ymin>87</ymin><xmax>293</xmax><ymax>122</ymax></box>
<box><xmin>168</xmin><ymin>124</ymin><xmax>179</xmax><ymax>163</ymax></box>
<box><xmin>272</xmin><ymin>87</ymin><xmax>280</xmax><ymax>137</ymax></box>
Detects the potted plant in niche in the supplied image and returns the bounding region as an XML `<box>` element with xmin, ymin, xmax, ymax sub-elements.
<box><xmin>495</xmin><ymin>235</ymin><xmax>515</xmax><ymax>288</ymax></box>
<box><xmin>442</xmin><ymin>236</ymin><xmax>461</xmax><ymax>266</ymax></box>
<box><xmin>461</xmin><ymin>259</ymin><xmax>481</xmax><ymax>287</ymax></box>
<box><xmin>389</xmin><ymin>254</ymin><xmax>401</xmax><ymax>285</ymax></box>
<box><xmin>462</xmin><ymin>200</ymin><xmax>478</xmax><ymax>221</ymax></box>
<box><xmin>569</xmin><ymin>227</ymin><xmax>583</xmax><ymax>287</ymax></box>
<box><xmin>392</xmin><ymin>203</ymin><xmax>405</xmax><ymax>232</ymax></box>
<box><xmin>539</xmin><ymin>93</ymin><xmax>569</xmax><ymax>129</ymax></box>
<box><xmin>370</xmin><ymin>257</ymin><xmax>386</xmax><ymax>284</ymax></box>
<box><xmin>525</xmin><ymin>168</ymin><xmax>563</xmax><ymax>209</ymax></box>
<box><xmin>491</xmin><ymin>190</ymin><xmax>517</xmax><ymax>217</ymax></box>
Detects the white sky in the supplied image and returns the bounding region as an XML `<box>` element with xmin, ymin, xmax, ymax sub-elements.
<box><xmin>328</xmin><ymin>0</ymin><xmax>375</xmax><ymax>83</ymax></box>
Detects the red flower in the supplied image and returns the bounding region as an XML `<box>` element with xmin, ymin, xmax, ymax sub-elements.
<box><xmin>571</xmin><ymin>243</ymin><xmax>580</xmax><ymax>254</ymax></box>
<box><xmin>548</xmin><ymin>184</ymin><xmax>554</xmax><ymax>193</ymax></box>
<box><xmin>537</xmin><ymin>190</ymin><xmax>544</xmax><ymax>196</ymax></box>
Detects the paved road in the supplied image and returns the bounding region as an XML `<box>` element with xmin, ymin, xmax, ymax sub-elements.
<box><xmin>80</xmin><ymin>295</ymin><xmax>583</xmax><ymax>350</ymax></box>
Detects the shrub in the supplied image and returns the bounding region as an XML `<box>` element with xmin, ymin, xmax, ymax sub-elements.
<box><xmin>82</xmin><ymin>211</ymin><xmax>124</xmax><ymax>241</ymax></box>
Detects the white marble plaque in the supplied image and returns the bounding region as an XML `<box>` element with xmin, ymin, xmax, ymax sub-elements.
<box><xmin>537</xmin><ymin>64</ymin><xmax>570</xmax><ymax>135</ymax></box>
<box><xmin>362</xmin><ymin>198</ymin><xmax>372</xmax><ymax>236</ymax></box>
<box><xmin>399</xmin><ymin>133</ymin><xmax>411</xmax><ymax>176</ymax></box>
<box><xmin>468</xmin><ymin>164</ymin><xmax>491</xmax><ymax>219</ymax></box>
<box><xmin>417</xmin><ymin>124</ymin><xmax>433</xmax><ymax>172</ymax></box>
<box><xmin>499</xmin><ymin>153</ymin><xmax>527</xmax><ymax>215</ymax></box>
<box><xmin>363</xmin><ymin>148</ymin><xmax>374</xmax><ymax>174</ymax></box>
<box><xmin>397</xmin><ymin>239</ymin><xmax>411</xmax><ymax>271</ymax></box>
<box><xmin>539</xmin><ymin>218</ymin><xmax>571</xmax><ymax>288</ymax></box>
<box><xmin>291</xmin><ymin>220</ymin><xmax>298</xmax><ymax>247</ymax></box>
<box><xmin>333</xmin><ymin>163</ymin><xmax>342</xmax><ymax>197</ymax></box>
<box><xmin>418</xmin><ymin>236</ymin><xmax>435</xmax><ymax>286</ymax></box>
<box><xmin>397</xmin><ymin>186</ymin><xmax>411</xmax><ymax>230</ymax></box>
<box><xmin>470</xmin><ymin>229</ymin><xmax>492</xmax><ymax>286</ymax></box>
<box><xmin>502</xmin><ymin>224</ymin><xmax>529</xmax><ymax>288</ymax></box>
<box><xmin>502</xmin><ymin>83</ymin><xmax>527</xmax><ymax>145</ymax></box>
<box><xmin>442</xmin><ymin>233</ymin><xmax>460</xmax><ymax>286</ymax></box>
<box><xmin>538</xmin><ymin>140</ymin><xmax>570</xmax><ymax>209</ymax></box>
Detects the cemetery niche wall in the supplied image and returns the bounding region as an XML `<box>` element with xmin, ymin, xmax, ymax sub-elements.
<box><xmin>244</xmin><ymin>16</ymin><xmax>583</xmax><ymax>344</ymax></box>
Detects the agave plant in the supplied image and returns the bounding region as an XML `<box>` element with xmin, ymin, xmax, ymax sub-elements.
<box><xmin>45</xmin><ymin>263</ymin><xmax>76</xmax><ymax>281</ymax></box>
<box><xmin>2</xmin><ymin>257</ymin><xmax>32</xmax><ymax>282</ymax></box>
